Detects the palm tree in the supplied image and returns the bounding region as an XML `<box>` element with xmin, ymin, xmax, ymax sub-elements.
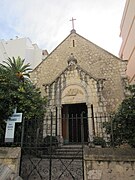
<box><xmin>0</xmin><ymin>56</ymin><xmax>32</xmax><ymax>81</ymax></box>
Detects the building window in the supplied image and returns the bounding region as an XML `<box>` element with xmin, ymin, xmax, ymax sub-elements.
<box><xmin>73</xmin><ymin>40</ymin><xmax>75</xmax><ymax>47</ymax></box>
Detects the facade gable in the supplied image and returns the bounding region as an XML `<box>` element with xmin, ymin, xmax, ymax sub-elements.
<box><xmin>31</xmin><ymin>31</ymin><xmax>127</xmax><ymax>101</ymax></box>
<box><xmin>43</xmin><ymin>54</ymin><xmax>104</xmax><ymax>107</ymax></box>
<box><xmin>30</xmin><ymin>30</ymin><xmax>128</xmax><ymax>142</ymax></box>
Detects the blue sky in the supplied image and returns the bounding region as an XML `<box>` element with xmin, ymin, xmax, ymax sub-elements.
<box><xmin>0</xmin><ymin>0</ymin><xmax>126</xmax><ymax>56</ymax></box>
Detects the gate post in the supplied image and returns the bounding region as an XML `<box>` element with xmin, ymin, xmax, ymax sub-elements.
<box><xmin>81</xmin><ymin>112</ymin><xmax>84</xmax><ymax>145</ymax></box>
<box><xmin>21</xmin><ymin>117</ymin><xmax>25</xmax><ymax>148</ymax></box>
<box><xmin>81</xmin><ymin>112</ymin><xmax>85</xmax><ymax>180</ymax></box>
<box><xmin>55</xmin><ymin>107</ymin><xmax>57</xmax><ymax>136</ymax></box>
<box><xmin>19</xmin><ymin>117</ymin><xmax>25</xmax><ymax>176</ymax></box>
<box><xmin>49</xmin><ymin>111</ymin><xmax>53</xmax><ymax>180</ymax></box>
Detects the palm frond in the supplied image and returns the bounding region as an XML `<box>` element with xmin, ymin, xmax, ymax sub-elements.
<box><xmin>0</xmin><ymin>56</ymin><xmax>31</xmax><ymax>80</ymax></box>
<box><xmin>22</xmin><ymin>73</ymin><xmax>30</xmax><ymax>78</ymax></box>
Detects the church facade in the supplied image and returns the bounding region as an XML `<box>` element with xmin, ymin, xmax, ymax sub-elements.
<box><xmin>31</xmin><ymin>29</ymin><xmax>128</xmax><ymax>143</ymax></box>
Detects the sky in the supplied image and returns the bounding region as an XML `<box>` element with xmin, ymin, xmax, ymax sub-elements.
<box><xmin>0</xmin><ymin>0</ymin><xmax>126</xmax><ymax>57</ymax></box>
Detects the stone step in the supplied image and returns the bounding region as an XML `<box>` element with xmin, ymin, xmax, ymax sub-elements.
<box><xmin>41</xmin><ymin>145</ymin><xmax>83</xmax><ymax>159</ymax></box>
<box><xmin>56</xmin><ymin>148</ymin><xmax>82</xmax><ymax>152</ymax></box>
<box><xmin>41</xmin><ymin>154</ymin><xmax>82</xmax><ymax>159</ymax></box>
<box><xmin>55</xmin><ymin>151</ymin><xmax>82</xmax><ymax>156</ymax></box>
<box><xmin>61</xmin><ymin>144</ymin><xmax>83</xmax><ymax>148</ymax></box>
<box><xmin>55</xmin><ymin>150</ymin><xmax>82</xmax><ymax>156</ymax></box>
<box><xmin>42</xmin><ymin>152</ymin><xmax>83</xmax><ymax>159</ymax></box>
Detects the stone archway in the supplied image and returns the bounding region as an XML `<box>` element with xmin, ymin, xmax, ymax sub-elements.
<box><xmin>61</xmin><ymin>85</ymin><xmax>88</xmax><ymax>143</ymax></box>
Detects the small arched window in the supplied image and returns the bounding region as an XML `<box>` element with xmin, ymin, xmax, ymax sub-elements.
<box><xmin>73</xmin><ymin>40</ymin><xmax>75</xmax><ymax>47</ymax></box>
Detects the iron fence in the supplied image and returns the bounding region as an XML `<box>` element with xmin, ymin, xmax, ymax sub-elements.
<box><xmin>0</xmin><ymin>113</ymin><xmax>114</xmax><ymax>147</ymax></box>
<box><xmin>0</xmin><ymin>111</ymin><xmax>115</xmax><ymax>180</ymax></box>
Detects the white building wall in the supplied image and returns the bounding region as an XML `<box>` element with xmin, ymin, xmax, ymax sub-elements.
<box><xmin>0</xmin><ymin>37</ymin><xmax>42</xmax><ymax>69</ymax></box>
<box><xmin>0</xmin><ymin>41</ymin><xmax>8</xmax><ymax>60</ymax></box>
<box><xmin>33</xmin><ymin>44</ymin><xmax>42</xmax><ymax>68</ymax></box>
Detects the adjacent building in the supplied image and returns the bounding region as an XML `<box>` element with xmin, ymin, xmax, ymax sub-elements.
<box><xmin>119</xmin><ymin>0</ymin><xmax>135</xmax><ymax>84</ymax></box>
<box><xmin>0</xmin><ymin>37</ymin><xmax>46</xmax><ymax>69</ymax></box>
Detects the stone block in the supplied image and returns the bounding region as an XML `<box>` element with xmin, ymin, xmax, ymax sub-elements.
<box><xmin>0</xmin><ymin>164</ymin><xmax>22</xmax><ymax>180</ymax></box>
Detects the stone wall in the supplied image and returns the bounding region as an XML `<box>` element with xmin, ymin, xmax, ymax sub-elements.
<box><xmin>1</xmin><ymin>146</ymin><xmax>135</xmax><ymax>180</ymax></box>
<box><xmin>84</xmin><ymin>147</ymin><xmax>135</xmax><ymax>180</ymax></box>
<box><xmin>31</xmin><ymin>31</ymin><xmax>128</xmax><ymax>113</ymax></box>
<box><xmin>0</xmin><ymin>147</ymin><xmax>21</xmax><ymax>175</ymax></box>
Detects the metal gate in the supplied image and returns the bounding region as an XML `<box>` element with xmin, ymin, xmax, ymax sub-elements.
<box><xmin>20</xmin><ymin>112</ymin><xmax>85</xmax><ymax>180</ymax></box>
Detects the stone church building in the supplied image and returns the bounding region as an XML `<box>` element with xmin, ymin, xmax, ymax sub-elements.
<box><xmin>31</xmin><ymin>29</ymin><xmax>128</xmax><ymax>143</ymax></box>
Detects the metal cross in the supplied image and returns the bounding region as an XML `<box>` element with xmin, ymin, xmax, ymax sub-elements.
<box><xmin>70</xmin><ymin>17</ymin><xmax>76</xmax><ymax>30</ymax></box>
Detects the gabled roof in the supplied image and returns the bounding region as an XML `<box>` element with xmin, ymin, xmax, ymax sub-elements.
<box><xmin>31</xmin><ymin>31</ymin><xmax>126</xmax><ymax>85</ymax></box>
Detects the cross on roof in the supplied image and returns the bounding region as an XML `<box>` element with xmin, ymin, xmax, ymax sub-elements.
<box><xmin>70</xmin><ymin>17</ymin><xmax>76</xmax><ymax>30</ymax></box>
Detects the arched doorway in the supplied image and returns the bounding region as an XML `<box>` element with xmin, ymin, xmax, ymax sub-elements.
<box><xmin>62</xmin><ymin>103</ymin><xmax>88</xmax><ymax>143</ymax></box>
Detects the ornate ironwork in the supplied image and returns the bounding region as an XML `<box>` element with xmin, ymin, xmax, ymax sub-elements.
<box><xmin>20</xmin><ymin>112</ymin><xmax>84</xmax><ymax>180</ymax></box>
<box><xmin>20</xmin><ymin>148</ymin><xmax>84</xmax><ymax>180</ymax></box>
<box><xmin>0</xmin><ymin>108</ymin><xmax>113</xmax><ymax>179</ymax></box>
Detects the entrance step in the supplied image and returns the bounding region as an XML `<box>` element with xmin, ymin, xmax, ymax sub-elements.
<box><xmin>41</xmin><ymin>145</ymin><xmax>83</xmax><ymax>159</ymax></box>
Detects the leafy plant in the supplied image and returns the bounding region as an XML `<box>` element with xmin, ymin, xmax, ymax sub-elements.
<box><xmin>104</xmin><ymin>85</ymin><xmax>135</xmax><ymax>147</ymax></box>
<box><xmin>0</xmin><ymin>57</ymin><xmax>46</xmax><ymax>144</ymax></box>
<box><xmin>93</xmin><ymin>136</ymin><xmax>106</xmax><ymax>147</ymax></box>
<box><xmin>43</xmin><ymin>135</ymin><xmax>58</xmax><ymax>147</ymax></box>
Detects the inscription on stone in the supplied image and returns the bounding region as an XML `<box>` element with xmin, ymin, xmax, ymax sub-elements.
<box><xmin>65</xmin><ymin>88</ymin><xmax>83</xmax><ymax>97</ymax></box>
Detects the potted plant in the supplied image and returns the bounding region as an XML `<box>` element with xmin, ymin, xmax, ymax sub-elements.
<box><xmin>93</xmin><ymin>136</ymin><xmax>106</xmax><ymax>148</ymax></box>
<box><xmin>43</xmin><ymin>135</ymin><xmax>58</xmax><ymax>154</ymax></box>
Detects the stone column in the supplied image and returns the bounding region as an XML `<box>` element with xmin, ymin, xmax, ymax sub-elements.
<box><xmin>87</xmin><ymin>105</ymin><xmax>94</xmax><ymax>143</ymax></box>
<box><xmin>52</xmin><ymin>83</ymin><xmax>55</xmax><ymax>106</ymax></box>
<box><xmin>57</xmin><ymin>106</ymin><xmax>63</xmax><ymax>144</ymax></box>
